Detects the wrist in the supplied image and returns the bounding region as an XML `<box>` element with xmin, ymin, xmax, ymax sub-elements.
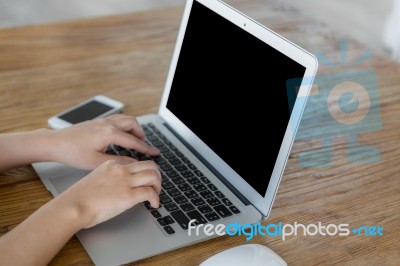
<box><xmin>26</xmin><ymin>128</ymin><xmax>59</xmax><ymax>162</ymax></box>
<box><xmin>54</xmin><ymin>190</ymin><xmax>89</xmax><ymax>231</ymax></box>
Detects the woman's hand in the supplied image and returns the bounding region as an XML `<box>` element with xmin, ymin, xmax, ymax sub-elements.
<box><xmin>60</xmin><ymin>160</ymin><xmax>161</xmax><ymax>229</ymax></box>
<box><xmin>0</xmin><ymin>114</ymin><xmax>159</xmax><ymax>172</ymax></box>
<box><xmin>48</xmin><ymin>114</ymin><xmax>160</xmax><ymax>170</ymax></box>
<box><xmin>0</xmin><ymin>160</ymin><xmax>161</xmax><ymax>265</ymax></box>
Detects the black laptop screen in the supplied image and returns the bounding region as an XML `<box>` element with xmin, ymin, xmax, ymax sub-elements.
<box><xmin>166</xmin><ymin>1</ymin><xmax>306</xmax><ymax>196</ymax></box>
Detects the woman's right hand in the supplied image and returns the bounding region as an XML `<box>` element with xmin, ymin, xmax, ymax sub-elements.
<box><xmin>59</xmin><ymin>160</ymin><xmax>161</xmax><ymax>229</ymax></box>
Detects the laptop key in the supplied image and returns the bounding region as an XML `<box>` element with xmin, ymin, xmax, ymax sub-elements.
<box><xmin>187</xmin><ymin>210</ymin><xmax>207</xmax><ymax>224</ymax></box>
<box><xmin>114</xmin><ymin>145</ymin><xmax>125</xmax><ymax>151</ymax></box>
<box><xmin>214</xmin><ymin>191</ymin><xmax>225</xmax><ymax>198</ymax></box>
<box><xmin>158</xmin><ymin>133</ymin><xmax>167</xmax><ymax>140</ymax></box>
<box><xmin>187</xmin><ymin>164</ymin><xmax>197</xmax><ymax>170</ymax></box>
<box><xmin>194</xmin><ymin>170</ymin><xmax>203</xmax><ymax>177</ymax></box>
<box><xmin>214</xmin><ymin>205</ymin><xmax>233</xmax><ymax>218</ymax></box>
<box><xmin>159</xmin><ymin>146</ymin><xmax>170</xmax><ymax>153</ymax></box>
<box><xmin>119</xmin><ymin>149</ymin><xmax>132</xmax><ymax>157</ymax></box>
<box><xmin>200</xmin><ymin>177</ymin><xmax>210</xmax><ymax>184</ymax></box>
<box><xmin>162</xmin><ymin>181</ymin><xmax>174</xmax><ymax>190</ymax></box>
<box><xmin>181</xmin><ymin>157</ymin><xmax>191</xmax><ymax>164</ymax></box>
<box><xmin>154</xmin><ymin>156</ymin><xmax>166</xmax><ymax>164</ymax></box>
<box><xmin>167</xmin><ymin>155</ymin><xmax>178</xmax><ymax>161</ymax></box>
<box><xmin>105</xmin><ymin>146</ymin><xmax>117</xmax><ymax>155</ymax></box>
<box><xmin>152</xmin><ymin>140</ymin><xmax>164</xmax><ymax>148</ymax></box>
<box><xmin>171</xmin><ymin>177</ymin><xmax>185</xmax><ymax>184</ymax></box>
<box><xmin>181</xmin><ymin>170</ymin><xmax>194</xmax><ymax>178</ymax></box>
<box><xmin>173</xmin><ymin>195</ymin><xmax>188</xmax><ymax>204</ymax></box>
<box><xmin>177</xmin><ymin>183</ymin><xmax>191</xmax><ymax>192</ymax></box>
<box><xmin>175</xmin><ymin>151</ymin><xmax>184</xmax><ymax>157</ymax></box>
<box><xmin>160</xmin><ymin>195</ymin><xmax>172</xmax><ymax>204</ymax></box>
<box><xmin>175</xmin><ymin>164</ymin><xmax>188</xmax><ymax>172</ymax></box>
<box><xmin>139</xmin><ymin>155</ymin><xmax>151</xmax><ymax>161</ymax></box>
<box><xmin>131</xmin><ymin>149</ymin><xmax>143</xmax><ymax>158</ymax></box>
<box><xmin>147</xmin><ymin>135</ymin><xmax>159</xmax><ymax>141</ymax></box>
<box><xmin>153</xmin><ymin>129</ymin><xmax>161</xmax><ymax>136</ymax></box>
<box><xmin>165</xmin><ymin>169</ymin><xmax>179</xmax><ymax>178</ymax></box>
<box><xmin>180</xmin><ymin>203</ymin><xmax>195</xmax><ymax>212</ymax></box>
<box><xmin>167</xmin><ymin>188</ymin><xmax>181</xmax><ymax>197</ymax></box>
<box><xmin>171</xmin><ymin>210</ymin><xmax>191</xmax><ymax>230</ymax></box>
<box><xmin>187</xmin><ymin>176</ymin><xmax>200</xmax><ymax>185</ymax></box>
<box><xmin>199</xmin><ymin>190</ymin><xmax>214</xmax><ymax>199</ymax></box>
<box><xmin>191</xmin><ymin>197</ymin><xmax>206</xmax><ymax>206</ymax></box>
<box><xmin>169</xmin><ymin>158</ymin><xmax>181</xmax><ymax>165</ymax></box>
<box><xmin>198</xmin><ymin>205</ymin><xmax>213</xmax><ymax>214</ymax></box>
<box><xmin>206</xmin><ymin>197</ymin><xmax>221</xmax><ymax>206</ymax></box>
<box><xmin>164</xmin><ymin>215</ymin><xmax>175</xmax><ymax>224</ymax></box>
<box><xmin>160</xmin><ymin>163</ymin><xmax>173</xmax><ymax>171</ymax></box>
<box><xmin>207</xmin><ymin>184</ymin><xmax>218</xmax><ymax>191</ymax></box>
<box><xmin>163</xmin><ymin>225</ymin><xmax>175</xmax><ymax>235</ymax></box>
<box><xmin>157</xmin><ymin>217</ymin><xmax>168</xmax><ymax>226</ymax></box>
<box><xmin>193</xmin><ymin>184</ymin><xmax>207</xmax><ymax>192</ymax></box>
<box><xmin>184</xmin><ymin>190</ymin><xmax>199</xmax><ymax>199</ymax></box>
<box><xmin>164</xmin><ymin>152</ymin><xmax>175</xmax><ymax>159</ymax></box>
<box><xmin>169</xmin><ymin>144</ymin><xmax>178</xmax><ymax>151</ymax></box>
<box><xmin>221</xmin><ymin>198</ymin><xmax>233</xmax><ymax>206</ymax></box>
<box><xmin>229</xmin><ymin>206</ymin><xmax>241</xmax><ymax>214</ymax></box>
<box><xmin>204</xmin><ymin>212</ymin><xmax>220</xmax><ymax>222</ymax></box>
<box><xmin>151</xmin><ymin>210</ymin><xmax>162</xmax><ymax>218</ymax></box>
<box><xmin>164</xmin><ymin>202</ymin><xmax>179</xmax><ymax>212</ymax></box>
<box><xmin>161</xmin><ymin>174</ymin><xmax>169</xmax><ymax>182</ymax></box>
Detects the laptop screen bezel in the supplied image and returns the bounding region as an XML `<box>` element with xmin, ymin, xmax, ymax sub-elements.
<box><xmin>158</xmin><ymin>0</ymin><xmax>318</xmax><ymax>217</ymax></box>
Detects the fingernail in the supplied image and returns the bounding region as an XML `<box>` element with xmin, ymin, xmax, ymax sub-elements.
<box><xmin>152</xmin><ymin>201</ymin><xmax>160</xmax><ymax>208</ymax></box>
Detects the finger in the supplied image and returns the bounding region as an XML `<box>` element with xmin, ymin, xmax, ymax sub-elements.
<box><xmin>93</xmin><ymin>154</ymin><xmax>137</xmax><ymax>167</ymax></box>
<box><xmin>127</xmin><ymin>161</ymin><xmax>161</xmax><ymax>180</ymax></box>
<box><xmin>111</xmin><ymin>131</ymin><xmax>160</xmax><ymax>156</ymax></box>
<box><xmin>129</xmin><ymin>169</ymin><xmax>161</xmax><ymax>194</ymax></box>
<box><xmin>130</xmin><ymin>186</ymin><xmax>160</xmax><ymax>208</ymax></box>
<box><xmin>104</xmin><ymin>114</ymin><xmax>125</xmax><ymax>119</ymax></box>
<box><xmin>108</xmin><ymin>116</ymin><xmax>146</xmax><ymax>140</ymax></box>
<box><xmin>105</xmin><ymin>155</ymin><xmax>137</xmax><ymax>164</ymax></box>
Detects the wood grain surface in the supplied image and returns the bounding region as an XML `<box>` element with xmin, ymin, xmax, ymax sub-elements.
<box><xmin>0</xmin><ymin>0</ymin><xmax>399</xmax><ymax>265</ymax></box>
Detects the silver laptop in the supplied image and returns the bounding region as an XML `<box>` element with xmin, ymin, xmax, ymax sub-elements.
<box><xmin>33</xmin><ymin>0</ymin><xmax>318</xmax><ymax>265</ymax></box>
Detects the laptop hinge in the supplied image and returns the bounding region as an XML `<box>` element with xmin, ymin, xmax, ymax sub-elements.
<box><xmin>163</xmin><ymin>122</ymin><xmax>251</xmax><ymax>206</ymax></box>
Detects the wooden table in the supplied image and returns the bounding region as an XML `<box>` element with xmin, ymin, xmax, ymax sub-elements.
<box><xmin>1</xmin><ymin>0</ymin><xmax>399</xmax><ymax>265</ymax></box>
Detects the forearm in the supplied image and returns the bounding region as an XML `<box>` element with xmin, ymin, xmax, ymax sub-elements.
<box><xmin>0</xmin><ymin>193</ymin><xmax>84</xmax><ymax>265</ymax></box>
<box><xmin>0</xmin><ymin>129</ymin><xmax>55</xmax><ymax>172</ymax></box>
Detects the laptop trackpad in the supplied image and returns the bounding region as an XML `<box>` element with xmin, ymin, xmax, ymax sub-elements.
<box><xmin>33</xmin><ymin>162</ymin><xmax>89</xmax><ymax>195</ymax></box>
<box><xmin>50</xmin><ymin>168</ymin><xmax>88</xmax><ymax>194</ymax></box>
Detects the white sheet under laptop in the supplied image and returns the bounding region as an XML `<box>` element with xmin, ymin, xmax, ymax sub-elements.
<box><xmin>33</xmin><ymin>0</ymin><xmax>317</xmax><ymax>265</ymax></box>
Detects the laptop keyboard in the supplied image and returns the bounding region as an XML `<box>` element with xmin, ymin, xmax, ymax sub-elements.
<box><xmin>106</xmin><ymin>123</ymin><xmax>241</xmax><ymax>235</ymax></box>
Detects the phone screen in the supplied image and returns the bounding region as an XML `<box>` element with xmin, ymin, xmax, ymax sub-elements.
<box><xmin>58</xmin><ymin>100</ymin><xmax>113</xmax><ymax>124</ymax></box>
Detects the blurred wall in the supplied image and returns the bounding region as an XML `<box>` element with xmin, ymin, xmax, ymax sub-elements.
<box><xmin>284</xmin><ymin>0</ymin><xmax>393</xmax><ymax>58</ymax></box>
<box><xmin>0</xmin><ymin>0</ymin><xmax>398</xmax><ymax>60</ymax></box>
<box><xmin>0</xmin><ymin>0</ymin><xmax>185</xmax><ymax>28</ymax></box>
<box><xmin>383</xmin><ymin>0</ymin><xmax>400</xmax><ymax>60</ymax></box>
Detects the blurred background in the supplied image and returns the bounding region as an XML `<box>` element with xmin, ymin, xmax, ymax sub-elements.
<box><xmin>0</xmin><ymin>0</ymin><xmax>399</xmax><ymax>61</ymax></box>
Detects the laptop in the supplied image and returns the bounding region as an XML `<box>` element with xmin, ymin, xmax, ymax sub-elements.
<box><xmin>33</xmin><ymin>0</ymin><xmax>318</xmax><ymax>265</ymax></box>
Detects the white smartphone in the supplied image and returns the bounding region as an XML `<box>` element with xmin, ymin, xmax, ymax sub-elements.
<box><xmin>48</xmin><ymin>95</ymin><xmax>124</xmax><ymax>129</ymax></box>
